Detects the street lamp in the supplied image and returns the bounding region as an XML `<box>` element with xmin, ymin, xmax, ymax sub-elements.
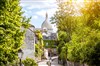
<box><xmin>18</xmin><ymin>49</ymin><xmax>23</xmax><ymax>66</ymax></box>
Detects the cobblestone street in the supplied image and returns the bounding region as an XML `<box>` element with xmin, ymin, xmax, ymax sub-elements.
<box><xmin>38</xmin><ymin>56</ymin><xmax>62</xmax><ymax>66</ymax></box>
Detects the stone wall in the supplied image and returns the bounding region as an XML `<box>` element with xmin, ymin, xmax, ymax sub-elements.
<box><xmin>21</xmin><ymin>26</ymin><xmax>35</xmax><ymax>60</ymax></box>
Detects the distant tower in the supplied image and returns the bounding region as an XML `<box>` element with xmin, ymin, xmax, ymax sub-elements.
<box><xmin>41</xmin><ymin>12</ymin><xmax>53</xmax><ymax>33</ymax></box>
<box><xmin>46</xmin><ymin>12</ymin><xmax>48</xmax><ymax>21</ymax></box>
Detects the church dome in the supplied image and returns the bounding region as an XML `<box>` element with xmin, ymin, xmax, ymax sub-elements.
<box><xmin>41</xmin><ymin>13</ymin><xmax>52</xmax><ymax>30</ymax></box>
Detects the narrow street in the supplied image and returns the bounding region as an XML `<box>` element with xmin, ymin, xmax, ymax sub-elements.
<box><xmin>38</xmin><ymin>56</ymin><xmax>62</xmax><ymax>66</ymax></box>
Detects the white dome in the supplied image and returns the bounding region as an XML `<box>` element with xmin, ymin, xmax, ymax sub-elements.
<box><xmin>42</xmin><ymin>21</ymin><xmax>52</xmax><ymax>30</ymax></box>
<box><xmin>41</xmin><ymin>13</ymin><xmax>52</xmax><ymax>30</ymax></box>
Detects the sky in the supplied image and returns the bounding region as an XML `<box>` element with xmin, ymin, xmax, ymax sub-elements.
<box><xmin>20</xmin><ymin>0</ymin><xmax>58</xmax><ymax>32</ymax></box>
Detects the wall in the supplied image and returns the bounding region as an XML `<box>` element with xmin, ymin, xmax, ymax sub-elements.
<box><xmin>21</xmin><ymin>26</ymin><xmax>35</xmax><ymax>60</ymax></box>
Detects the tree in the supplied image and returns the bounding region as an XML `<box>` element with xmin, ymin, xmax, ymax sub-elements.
<box><xmin>22</xmin><ymin>58</ymin><xmax>38</xmax><ymax>66</ymax></box>
<box><xmin>34</xmin><ymin>30</ymin><xmax>44</xmax><ymax>59</ymax></box>
<box><xmin>52</xmin><ymin>0</ymin><xmax>100</xmax><ymax>66</ymax></box>
<box><xmin>79</xmin><ymin>1</ymin><xmax>100</xmax><ymax>65</ymax></box>
<box><xmin>67</xmin><ymin>1</ymin><xmax>100</xmax><ymax>66</ymax></box>
<box><xmin>51</xmin><ymin>1</ymin><xmax>77</xmax><ymax>64</ymax></box>
<box><xmin>0</xmin><ymin>0</ymin><xmax>30</xmax><ymax>65</ymax></box>
<box><xmin>57</xmin><ymin>31</ymin><xmax>68</xmax><ymax>54</ymax></box>
<box><xmin>81</xmin><ymin>1</ymin><xmax>100</xmax><ymax>30</ymax></box>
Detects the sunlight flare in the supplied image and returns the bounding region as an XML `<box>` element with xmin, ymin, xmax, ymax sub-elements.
<box><xmin>76</xmin><ymin>0</ymin><xmax>84</xmax><ymax>2</ymax></box>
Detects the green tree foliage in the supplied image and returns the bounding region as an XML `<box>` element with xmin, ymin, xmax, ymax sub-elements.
<box><xmin>51</xmin><ymin>1</ymin><xmax>77</xmax><ymax>61</ymax></box>
<box><xmin>22</xmin><ymin>58</ymin><xmax>38</xmax><ymax>66</ymax></box>
<box><xmin>0</xmin><ymin>0</ymin><xmax>30</xmax><ymax>65</ymax></box>
<box><xmin>51</xmin><ymin>1</ymin><xmax>77</xmax><ymax>34</ymax></box>
<box><xmin>43</xmin><ymin>40</ymin><xmax>56</xmax><ymax>48</ymax></box>
<box><xmin>35</xmin><ymin>44</ymin><xmax>43</xmax><ymax>57</ymax></box>
<box><xmin>81</xmin><ymin>1</ymin><xmax>100</xmax><ymax>30</ymax></box>
<box><xmin>34</xmin><ymin>30</ymin><xmax>44</xmax><ymax>57</ymax></box>
<box><xmin>52</xmin><ymin>0</ymin><xmax>100</xmax><ymax>66</ymax></box>
<box><xmin>57</xmin><ymin>31</ymin><xmax>68</xmax><ymax>55</ymax></box>
<box><xmin>60</xmin><ymin>44</ymin><xmax>67</xmax><ymax>61</ymax></box>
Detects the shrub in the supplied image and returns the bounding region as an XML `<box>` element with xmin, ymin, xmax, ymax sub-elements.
<box><xmin>22</xmin><ymin>58</ymin><xmax>38</xmax><ymax>66</ymax></box>
<box><xmin>0</xmin><ymin>0</ymin><xmax>30</xmax><ymax>65</ymax></box>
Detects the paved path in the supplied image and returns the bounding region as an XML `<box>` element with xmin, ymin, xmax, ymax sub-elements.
<box><xmin>38</xmin><ymin>56</ymin><xmax>62</xmax><ymax>66</ymax></box>
<box><xmin>38</xmin><ymin>60</ymin><xmax>48</xmax><ymax>66</ymax></box>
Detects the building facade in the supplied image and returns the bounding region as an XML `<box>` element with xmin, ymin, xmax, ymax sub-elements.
<box><xmin>21</xmin><ymin>25</ymin><xmax>35</xmax><ymax>60</ymax></box>
<box><xmin>34</xmin><ymin>13</ymin><xmax>57</xmax><ymax>40</ymax></box>
<box><xmin>21</xmin><ymin>13</ymin><xmax>57</xmax><ymax>60</ymax></box>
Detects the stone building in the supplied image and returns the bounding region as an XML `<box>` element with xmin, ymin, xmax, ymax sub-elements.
<box><xmin>42</xmin><ymin>13</ymin><xmax>57</xmax><ymax>40</ymax></box>
<box><xmin>33</xmin><ymin>13</ymin><xmax>57</xmax><ymax>59</ymax></box>
<box><xmin>34</xmin><ymin>13</ymin><xmax>57</xmax><ymax>40</ymax></box>
<box><xmin>21</xmin><ymin>13</ymin><xmax>57</xmax><ymax>60</ymax></box>
<box><xmin>21</xmin><ymin>25</ymin><xmax>35</xmax><ymax>60</ymax></box>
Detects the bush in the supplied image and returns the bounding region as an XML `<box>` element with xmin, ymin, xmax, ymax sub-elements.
<box><xmin>22</xmin><ymin>58</ymin><xmax>38</xmax><ymax>66</ymax></box>
<box><xmin>85</xmin><ymin>41</ymin><xmax>100</xmax><ymax>66</ymax></box>
<box><xmin>35</xmin><ymin>44</ymin><xmax>43</xmax><ymax>57</ymax></box>
<box><xmin>67</xmin><ymin>43</ymin><xmax>82</xmax><ymax>62</ymax></box>
<box><xmin>44</xmin><ymin>40</ymin><xmax>56</xmax><ymax>48</ymax></box>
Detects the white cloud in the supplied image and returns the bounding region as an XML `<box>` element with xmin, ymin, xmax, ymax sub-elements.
<box><xmin>20</xmin><ymin>0</ymin><xmax>58</xmax><ymax>17</ymax></box>
<box><xmin>47</xmin><ymin>8</ymin><xmax>57</xmax><ymax>17</ymax></box>
<box><xmin>27</xmin><ymin>2</ymin><xmax>57</xmax><ymax>9</ymax></box>
<box><xmin>32</xmin><ymin>15</ymin><xmax>38</xmax><ymax>19</ymax></box>
<box><xmin>20</xmin><ymin>3</ymin><xmax>24</xmax><ymax>6</ymax></box>
<box><xmin>36</xmin><ymin>8</ymin><xmax>57</xmax><ymax>18</ymax></box>
<box><xmin>23</xmin><ymin>13</ymin><xmax>28</xmax><ymax>16</ymax></box>
<box><xmin>22</xmin><ymin>9</ymin><xmax>28</xmax><ymax>13</ymax></box>
<box><xmin>20</xmin><ymin>3</ymin><xmax>28</xmax><ymax>7</ymax></box>
<box><xmin>20</xmin><ymin>0</ymin><xmax>58</xmax><ymax>29</ymax></box>
<box><xmin>20</xmin><ymin>0</ymin><xmax>56</xmax><ymax>2</ymax></box>
<box><xmin>36</xmin><ymin>10</ymin><xmax>46</xmax><ymax>17</ymax></box>
<box><xmin>20</xmin><ymin>0</ymin><xmax>57</xmax><ymax>10</ymax></box>
<box><xmin>27</xmin><ymin>5</ymin><xmax>41</xmax><ymax>9</ymax></box>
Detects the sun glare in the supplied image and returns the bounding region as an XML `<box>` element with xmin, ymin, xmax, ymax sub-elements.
<box><xmin>74</xmin><ymin>0</ymin><xmax>84</xmax><ymax>2</ymax></box>
<box><xmin>73</xmin><ymin>0</ymin><xmax>84</xmax><ymax>7</ymax></box>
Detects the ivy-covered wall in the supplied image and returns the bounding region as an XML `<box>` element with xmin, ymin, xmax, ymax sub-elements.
<box><xmin>34</xmin><ymin>30</ymin><xmax>44</xmax><ymax>59</ymax></box>
<box><xmin>43</xmin><ymin>40</ymin><xmax>57</xmax><ymax>48</ymax></box>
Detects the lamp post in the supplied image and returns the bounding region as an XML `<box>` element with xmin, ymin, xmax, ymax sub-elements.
<box><xmin>18</xmin><ymin>49</ymin><xmax>23</xmax><ymax>66</ymax></box>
